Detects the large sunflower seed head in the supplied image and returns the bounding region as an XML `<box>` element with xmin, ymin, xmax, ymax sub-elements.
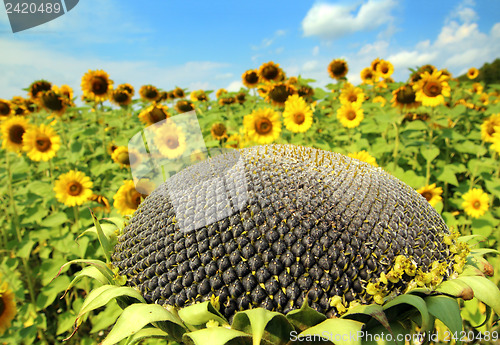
<box><xmin>111</xmin><ymin>144</ymin><xmax>454</xmax><ymax>321</ymax></box>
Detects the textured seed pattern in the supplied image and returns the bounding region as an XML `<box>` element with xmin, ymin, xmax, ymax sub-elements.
<box><xmin>112</xmin><ymin>144</ymin><xmax>453</xmax><ymax>320</ymax></box>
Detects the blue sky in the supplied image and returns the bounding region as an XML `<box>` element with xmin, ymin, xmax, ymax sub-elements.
<box><xmin>1</xmin><ymin>0</ymin><xmax>499</xmax><ymax>100</ymax></box>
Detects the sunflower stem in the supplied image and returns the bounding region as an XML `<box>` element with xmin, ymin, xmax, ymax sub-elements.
<box><xmin>391</xmin><ymin>122</ymin><xmax>400</xmax><ymax>170</ymax></box>
<box><xmin>425</xmin><ymin>126</ymin><xmax>434</xmax><ymax>185</ymax></box>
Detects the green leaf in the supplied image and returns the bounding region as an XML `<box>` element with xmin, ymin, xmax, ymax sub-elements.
<box><xmin>53</xmin><ymin>259</ymin><xmax>114</xmax><ymax>285</ymax></box>
<box><xmin>90</xmin><ymin>301</ymin><xmax>122</xmax><ymax>334</ymax></box>
<box><xmin>455</xmin><ymin>276</ymin><xmax>500</xmax><ymax>315</ymax></box>
<box><xmin>16</xmin><ymin>238</ymin><xmax>35</xmax><ymax>259</ymax></box>
<box><xmin>40</xmin><ymin>212</ymin><xmax>69</xmax><ymax>227</ymax></box>
<box><xmin>101</xmin><ymin>303</ymin><xmax>186</xmax><ymax>345</ymax></box>
<box><xmin>182</xmin><ymin>326</ymin><xmax>251</xmax><ymax>345</ymax></box>
<box><xmin>36</xmin><ymin>275</ymin><xmax>71</xmax><ymax>310</ymax></box>
<box><xmin>63</xmin><ymin>265</ymin><xmax>109</xmax><ymax>298</ymax></box>
<box><xmin>421</xmin><ymin>146</ymin><xmax>440</xmax><ymax>162</ymax></box>
<box><xmin>90</xmin><ymin>209</ymin><xmax>112</xmax><ymax>263</ymax></box>
<box><xmin>436</xmin><ymin>166</ymin><xmax>459</xmax><ymax>186</ymax></box>
<box><xmin>124</xmin><ymin>327</ymin><xmax>171</xmax><ymax>345</ymax></box>
<box><xmin>383</xmin><ymin>294</ymin><xmax>431</xmax><ymax>331</ymax></box>
<box><xmin>285</xmin><ymin>298</ymin><xmax>326</xmax><ymax>331</ymax></box>
<box><xmin>343</xmin><ymin>304</ymin><xmax>391</xmax><ymax>332</ymax></box>
<box><xmin>178</xmin><ymin>301</ymin><xmax>228</xmax><ymax>328</ymax></box>
<box><xmin>298</xmin><ymin>318</ymin><xmax>364</xmax><ymax>345</ymax></box>
<box><xmin>232</xmin><ymin>308</ymin><xmax>294</xmax><ymax>345</ymax></box>
<box><xmin>362</xmin><ymin>322</ymin><xmax>411</xmax><ymax>345</ymax></box>
<box><xmin>78</xmin><ymin>223</ymin><xmax>118</xmax><ymax>245</ymax></box>
<box><xmin>436</xmin><ymin>279</ymin><xmax>474</xmax><ymax>300</ymax></box>
<box><xmin>425</xmin><ymin>296</ymin><xmax>463</xmax><ymax>345</ymax></box>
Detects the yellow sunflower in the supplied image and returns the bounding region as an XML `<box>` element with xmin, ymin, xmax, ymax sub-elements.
<box><xmin>413</xmin><ymin>70</ymin><xmax>451</xmax><ymax>107</ymax></box>
<box><xmin>236</xmin><ymin>92</ymin><xmax>247</xmax><ymax>104</ymax></box>
<box><xmin>0</xmin><ymin>278</ymin><xmax>16</xmax><ymax>336</ymax></box>
<box><xmin>242</xmin><ymin>69</ymin><xmax>260</xmax><ymax>88</ymax></box>
<box><xmin>211</xmin><ymin>122</ymin><xmax>228</xmax><ymax>140</ymax></box>
<box><xmin>297</xmin><ymin>84</ymin><xmax>314</xmax><ymax>102</ymax></box>
<box><xmin>90</xmin><ymin>193</ymin><xmax>111</xmax><ymax>213</ymax></box>
<box><xmin>190</xmin><ymin>90</ymin><xmax>209</xmax><ymax>102</ymax></box>
<box><xmin>416</xmin><ymin>183</ymin><xmax>443</xmax><ymax>207</ymax></box>
<box><xmin>348</xmin><ymin>150</ymin><xmax>378</xmax><ymax>167</ymax></box>
<box><xmin>175</xmin><ymin>100</ymin><xmax>194</xmax><ymax>113</ymax></box>
<box><xmin>39</xmin><ymin>89</ymin><xmax>68</xmax><ymax>116</ymax></box>
<box><xmin>1</xmin><ymin>116</ymin><xmax>30</xmax><ymax>153</ymax></box>
<box><xmin>391</xmin><ymin>84</ymin><xmax>421</xmax><ymax>110</ymax></box>
<box><xmin>492</xmin><ymin>130</ymin><xmax>500</xmax><ymax>154</ymax></box>
<box><xmin>28</xmin><ymin>80</ymin><xmax>52</xmax><ymax>101</ymax></box>
<box><xmin>462</xmin><ymin>188</ymin><xmax>489</xmax><ymax>218</ymax></box>
<box><xmin>337</xmin><ymin>103</ymin><xmax>364</xmax><ymax>128</ymax></box>
<box><xmin>216</xmin><ymin>89</ymin><xmax>228</xmax><ymax>99</ymax></box>
<box><xmin>327</xmin><ymin>59</ymin><xmax>348</xmax><ymax>80</ymax></box>
<box><xmin>54</xmin><ymin>170</ymin><xmax>93</xmax><ymax>207</ymax></box>
<box><xmin>479</xmin><ymin>92</ymin><xmax>489</xmax><ymax>106</ymax></box>
<box><xmin>139</xmin><ymin>85</ymin><xmax>160</xmax><ymax>102</ymax></box>
<box><xmin>81</xmin><ymin>70</ymin><xmax>113</xmax><ymax>103</ymax></box>
<box><xmin>0</xmin><ymin>99</ymin><xmax>14</xmax><ymax>119</ymax></box>
<box><xmin>481</xmin><ymin>114</ymin><xmax>500</xmax><ymax>143</ymax></box>
<box><xmin>243</xmin><ymin>108</ymin><xmax>281</xmax><ymax>144</ymax></box>
<box><xmin>10</xmin><ymin>97</ymin><xmax>29</xmax><ymax>116</ymax></box>
<box><xmin>339</xmin><ymin>83</ymin><xmax>365</xmax><ymax>106</ymax></box>
<box><xmin>372</xmin><ymin>96</ymin><xmax>387</xmax><ymax>107</ymax></box>
<box><xmin>22</xmin><ymin>124</ymin><xmax>61</xmax><ymax>161</ymax></box>
<box><xmin>360</xmin><ymin>67</ymin><xmax>376</xmax><ymax>85</ymax></box>
<box><xmin>218</xmin><ymin>96</ymin><xmax>236</xmax><ymax>106</ymax></box>
<box><xmin>111</xmin><ymin>146</ymin><xmax>141</xmax><ymax>168</ymax></box>
<box><xmin>376</xmin><ymin>60</ymin><xmax>394</xmax><ymax>79</ymax></box>
<box><xmin>173</xmin><ymin>87</ymin><xmax>185</xmax><ymax>99</ymax></box>
<box><xmin>113</xmin><ymin>180</ymin><xmax>148</xmax><ymax>216</ymax></box>
<box><xmin>258</xmin><ymin>61</ymin><xmax>283</xmax><ymax>83</ymax></box>
<box><xmin>467</xmin><ymin>67</ymin><xmax>479</xmax><ymax>80</ymax></box>
<box><xmin>57</xmin><ymin>85</ymin><xmax>75</xmax><ymax>106</ymax></box>
<box><xmin>370</xmin><ymin>58</ymin><xmax>381</xmax><ymax>73</ymax></box>
<box><xmin>110</xmin><ymin>88</ymin><xmax>133</xmax><ymax>107</ymax></box>
<box><xmin>410</xmin><ymin>64</ymin><xmax>436</xmax><ymax>83</ymax></box>
<box><xmin>265</xmin><ymin>82</ymin><xmax>296</xmax><ymax>107</ymax></box>
<box><xmin>138</xmin><ymin>104</ymin><xmax>170</xmax><ymax>126</ymax></box>
<box><xmin>153</xmin><ymin>122</ymin><xmax>187</xmax><ymax>159</ymax></box>
<box><xmin>282</xmin><ymin>94</ymin><xmax>313</xmax><ymax>133</ymax></box>
<box><xmin>471</xmin><ymin>82</ymin><xmax>483</xmax><ymax>95</ymax></box>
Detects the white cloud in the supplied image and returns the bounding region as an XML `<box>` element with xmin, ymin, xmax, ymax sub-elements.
<box><xmin>448</xmin><ymin>0</ymin><xmax>478</xmax><ymax>24</ymax></box>
<box><xmin>312</xmin><ymin>46</ymin><xmax>320</xmax><ymax>56</ymax></box>
<box><xmin>302</xmin><ymin>60</ymin><xmax>318</xmax><ymax>72</ymax></box>
<box><xmin>302</xmin><ymin>0</ymin><xmax>396</xmax><ymax>40</ymax></box>
<box><xmin>215</xmin><ymin>73</ymin><xmax>234</xmax><ymax>80</ymax></box>
<box><xmin>251</xmin><ymin>29</ymin><xmax>287</xmax><ymax>50</ymax></box>
<box><xmin>226</xmin><ymin>81</ymin><xmax>243</xmax><ymax>92</ymax></box>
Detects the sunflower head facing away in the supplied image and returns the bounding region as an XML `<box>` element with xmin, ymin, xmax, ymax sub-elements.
<box><xmin>347</xmin><ymin>150</ymin><xmax>378</xmax><ymax>167</ymax></box>
<box><xmin>467</xmin><ymin>67</ymin><xmax>479</xmax><ymax>80</ymax></box>
<box><xmin>211</xmin><ymin>122</ymin><xmax>228</xmax><ymax>140</ymax></box>
<box><xmin>113</xmin><ymin>180</ymin><xmax>148</xmax><ymax>216</ymax></box>
<box><xmin>22</xmin><ymin>124</ymin><xmax>61</xmax><ymax>161</ymax></box>
<box><xmin>327</xmin><ymin>59</ymin><xmax>348</xmax><ymax>80</ymax></box>
<box><xmin>28</xmin><ymin>80</ymin><xmax>52</xmax><ymax>101</ymax></box>
<box><xmin>258</xmin><ymin>61</ymin><xmax>283</xmax><ymax>83</ymax></box>
<box><xmin>243</xmin><ymin>108</ymin><xmax>281</xmax><ymax>144</ymax></box>
<box><xmin>391</xmin><ymin>84</ymin><xmax>421</xmax><ymax>110</ymax></box>
<box><xmin>138</xmin><ymin>104</ymin><xmax>170</xmax><ymax>126</ymax></box>
<box><xmin>1</xmin><ymin>116</ymin><xmax>30</xmax><ymax>153</ymax></box>
<box><xmin>242</xmin><ymin>69</ymin><xmax>260</xmax><ymax>88</ymax></box>
<box><xmin>413</xmin><ymin>70</ymin><xmax>451</xmax><ymax>107</ymax></box>
<box><xmin>54</xmin><ymin>170</ymin><xmax>93</xmax><ymax>207</ymax></box>
<box><xmin>81</xmin><ymin>70</ymin><xmax>113</xmax><ymax>103</ymax></box>
<box><xmin>336</xmin><ymin>102</ymin><xmax>364</xmax><ymax>129</ymax></box>
<box><xmin>139</xmin><ymin>85</ymin><xmax>160</xmax><ymax>102</ymax></box>
<box><xmin>175</xmin><ymin>100</ymin><xmax>194</xmax><ymax>113</ymax></box>
<box><xmin>0</xmin><ymin>278</ymin><xmax>16</xmax><ymax>336</ymax></box>
<box><xmin>39</xmin><ymin>89</ymin><xmax>68</xmax><ymax>116</ymax></box>
<box><xmin>416</xmin><ymin>183</ymin><xmax>443</xmax><ymax>207</ymax></box>
<box><xmin>462</xmin><ymin>188</ymin><xmax>489</xmax><ymax>218</ymax></box>
<box><xmin>481</xmin><ymin>113</ymin><xmax>500</xmax><ymax>143</ymax></box>
<box><xmin>282</xmin><ymin>94</ymin><xmax>313</xmax><ymax>133</ymax></box>
<box><xmin>265</xmin><ymin>82</ymin><xmax>296</xmax><ymax>107</ymax></box>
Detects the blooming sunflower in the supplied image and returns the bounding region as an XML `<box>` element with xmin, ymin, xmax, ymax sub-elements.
<box><xmin>173</xmin><ymin>87</ymin><xmax>185</xmax><ymax>99</ymax></box>
<box><xmin>218</xmin><ymin>96</ymin><xmax>236</xmax><ymax>106</ymax></box>
<box><xmin>90</xmin><ymin>193</ymin><xmax>111</xmax><ymax>213</ymax></box>
<box><xmin>111</xmin><ymin>146</ymin><xmax>141</xmax><ymax>168</ymax></box>
<box><xmin>416</xmin><ymin>183</ymin><xmax>443</xmax><ymax>207</ymax></box>
<box><xmin>370</xmin><ymin>58</ymin><xmax>381</xmax><ymax>73</ymax></box>
<box><xmin>462</xmin><ymin>188</ymin><xmax>489</xmax><ymax>218</ymax></box>
<box><xmin>22</xmin><ymin>124</ymin><xmax>61</xmax><ymax>161</ymax></box>
<box><xmin>211</xmin><ymin>123</ymin><xmax>228</xmax><ymax>140</ymax></box>
<box><xmin>113</xmin><ymin>180</ymin><xmax>148</xmax><ymax>216</ymax></box>
<box><xmin>10</xmin><ymin>97</ymin><xmax>29</xmax><ymax>116</ymax></box>
<box><xmin>190</xmin><ymin>90</ymin><xmax>209</xmax><ymax>102</ymax></box>
<box><xmin>81</xmin><ymin>70</ymin><xmax>113</xmax><ymax>103</ymax></box>
<box><xmin>372</xmin><ymin>96</ymin><xmax>387</xmax><ymax>107</ymax></box>
<box><xmin>360</xmin><ymin>67</ymin><xmax>376</xmax><ymax>85</ymax></box>
<box><xmin>153</xmin><ymin>123</ymin><xmax>187</xmax><ymax>159</ymax></box>
<box><xmin>242</xmin><ymin>69</ymin><xmax>260</xmax><ymax>88</ymax></box>
<box><xmin>39</xmin><ymin>89</ymin><xmax>68</xmax><ymax>116</ymax></box>
<box><xmin>375</xmin><ymin>60</ymin><xmax>394</xmax><ymax>79</ymax></box>
<box><xmin>282</xmin><ymin>94</ymin><xmax>313</xmax><ymax>133</ymax></box>
<box><xmin>1</xmin><ymin>116</ymin><xmax>30</xmax><ymax>153</ymax></box>
<box><xmin>57</xmin><ymin>85</ymin><xmax>74</xmax><ymax>105</ymax></box>
<box><xmin>327</xmin><ymin>59</ymin><xmax>348</xmax><ymax>80</ymax></box>
<box><xmin>492</xmin><ymin>130</ymin><xmax>500</xmax><ymax>154</ymax></box>
<box><xmin>243</xmin><ymin>108</ymin><xmax>281</xmax><ymax>144</ymax></box>
<box><xmin>265</xmin><ymin>82</ymin><xmax>296</xmax><ymax>107</ymax></box>
<box><xmin>175</xmin><ymin>100</ymin><xmax>194</xmax><ymax>113</ymax></box>
<box><xmin>54</xmin><ymin>170</ymin><xmax>93</xmax><ymax>207</ymax></box>
<box><xmin>235</xmin><ymin>92</ymin><xmax>246</xmax><ymax>104</ymax></box>
<box><xmin>138</xmin><ymin>104</ymin><xmax>170</xmax><ymax>126</ymax></box>
<box><xmin>297</xmin><ymin>84</ymin><xmax>314</xmax><ymax>102</ymax></box>
<box><xmin>0</xmin><ymin>99</ymin><xmax>14</xmax><ymax>120</ymax></box>
<box><xmin>28</xmin><ymin>80</ymin><xmax>52</xmax><ymax>101</ymax></box>
<box><xmin>410</xmin><ymin>64</ymin><xmax>436</xmax><ymax>83</ymax></box>
<box><xmin>471</xmin><ymin>82</ymin><xmax>483</xmax><ymax>95</ymax></box>
<box><xmin>139</xmin><ymin>85</ymin><xmax>160</xmax><ymax>102</ymax></box>
<box><xmin>467</xmin><ymin>67</ymin><xmax>479</xmax><ymax>80</ymax></box>
<box><xmin>258</xmin><ymin>61</ymin><xmax>283</xmax><ymax>83</ymax></box>
<box><xmin>413</xmin><ymin>70</ymin><xmax>451</xmax><ymax>107</ymax></box>
<box><xmin>110</xmin><ymin>88</ymin><xmax>133</xmax><ymax>107</ymax></box>
<box><xmin>339</xmin><ymin>83</ymin><xmax>365</xmax><ymax>106</ymax></box>
<box><xmin>0</xmin><ymin>278</ymin><xmax>16</xmax><ymax>336</ymax></box>
<box><xmin>391</xmin><ymin>84</ymin><xmax>421</xmax><ymax>110</ymax></box>
<box><xmin>481</xmin><ymin>114</ymin><xmax>500</xmax><ymax>143</ymax></box>
<box><xmin>216</xmin><ymin>89</ymin><xmax>228</xmax><ymax>99</ymax></box>
<box><xmin>348</xmin><ymin>150</ymin><xmax>378</xmax><ymax>167</ymax></box>
<box><xmin>337</xmin><ymin>103</ymin><xmax>364</xmax><ymax>128</ymax></box>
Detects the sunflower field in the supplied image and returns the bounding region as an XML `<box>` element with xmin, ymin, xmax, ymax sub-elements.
<box><xmin>0</xmin><ymin>59</ymin><xmax>500</xmax><ymax>345</ymax></box>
